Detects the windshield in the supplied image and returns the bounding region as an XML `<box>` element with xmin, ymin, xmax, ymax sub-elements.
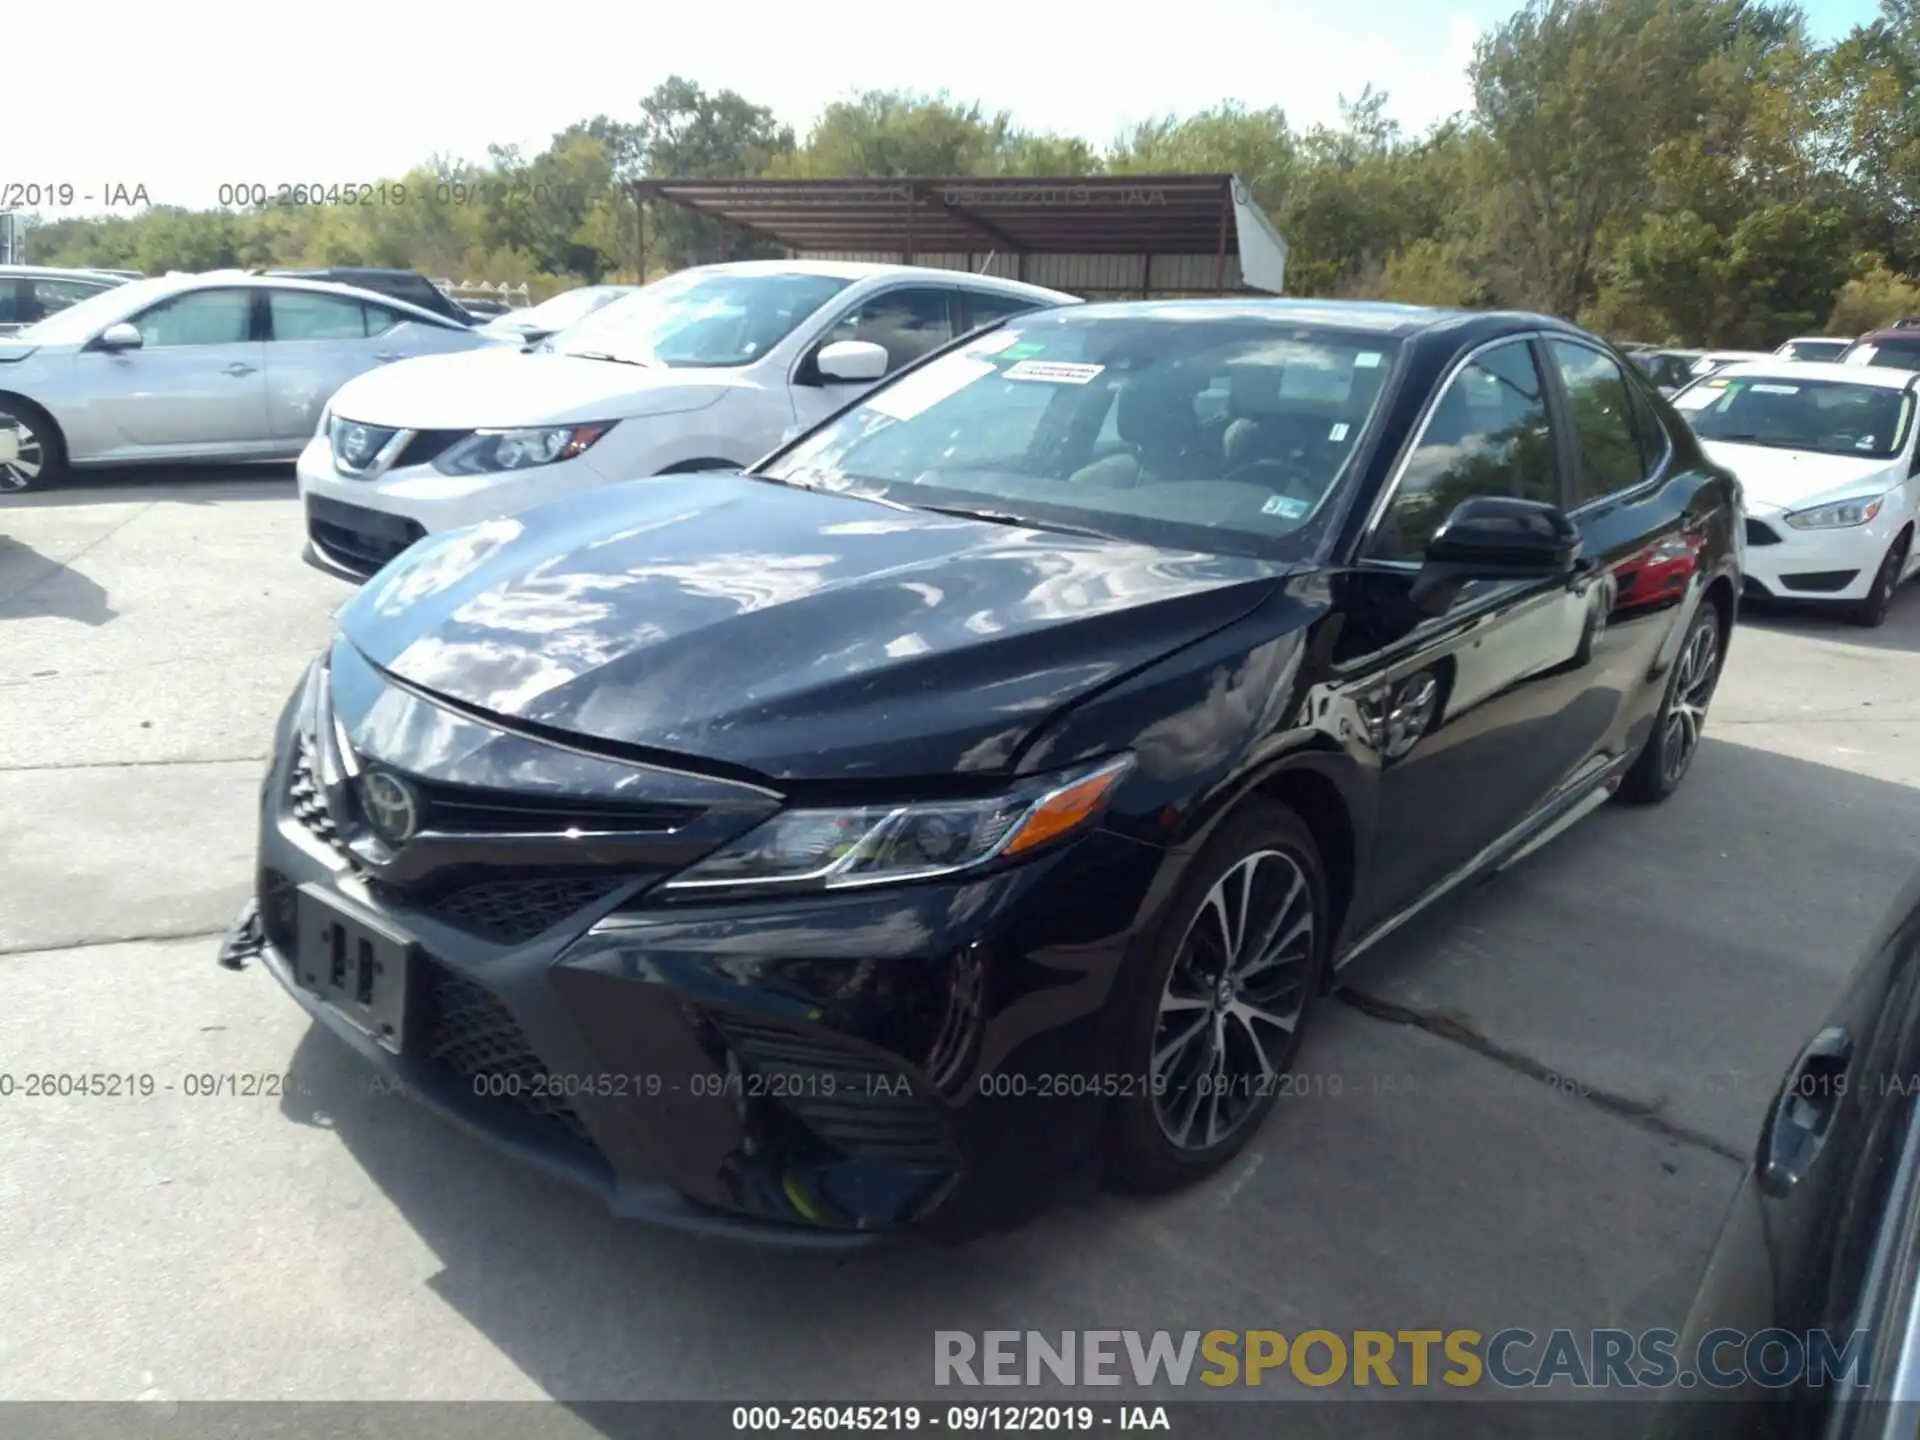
<box><xmin>549</xmin><ymin>270</ymin><xmax>851</xmax><ymax>367</ymax></box>
<box><xmin>500</xmin><ymin>286</ymin><xmax>630</xmax><ymax>334</ymax></box>
<box><xmin>1779</xmin><ymin>338</ymin><xmax>1847</xmax><ymax>362</ymax></box>
<box><xmin>17</xmin><ymin>277</ymin><xmax>171</xmax><ymax>344</ymax></box>
<box><xmin>1843</xmin><ymin>337</ymin><xmax>1920</xmax><ymax>373</ymax></box>
<box><xmin>757</xmin><ymin>311</ymin><xmax>1401</xmax><ymax>560</ymax></box>
<box><xmin>1676</xmin><ymin>374</ymin><xmax>1915</xmax><ymax>459</ymax></box>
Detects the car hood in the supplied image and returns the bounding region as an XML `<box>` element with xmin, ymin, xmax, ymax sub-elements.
<box><xmin>323</xmin><ymin>346</ymin><xmax>738</xmax><ymax>430</ymax></box>
<box><xmin>333</xmin><ymin>475</ymin><xmax>1290</xmax><ymax>783</ymax></box>
<box><xmin>1700</xmin><ymin>441</ymin><xmax>1904</xmax><ymax>513</ymax></box>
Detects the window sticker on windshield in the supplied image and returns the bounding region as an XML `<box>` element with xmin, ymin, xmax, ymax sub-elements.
<box><xmin>1004</xmin><ymin>360</ymin><xmax>1104</xmax><ymax>384</ymax></box>
<box><xmin>999</xmin><ymin>341</ymin><xmax>1046</xmax><ymax>360</ymax></box>
<box><xmin>1261</xmin><ymin>494</ymin><xmax>1309</xmax><ymax>519</ymax></box>
<box><xmin>866</xmin><ymin>357</ymin><xmax>998</xmax><ymax>420</ymax></box>
<box><xmin>1329</xmin><ymin>422</ymin><xmax>1351</xmax><ymax>442</ymax></box>
<box><xmin>1354</xmin><ymin>352</ymin><xmax>1382</xmax><ymax>368</ymax></box>
<box><xmin>1751</xmin><ymin>383</ymin><xmax>1801</xmax><ymax>395</ymax></box>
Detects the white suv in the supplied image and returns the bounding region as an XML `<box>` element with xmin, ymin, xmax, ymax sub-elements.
<box><xmin>297</xmin><ymin>260</ymin><xmax>1077</xmax><ymax>579</ymax></box>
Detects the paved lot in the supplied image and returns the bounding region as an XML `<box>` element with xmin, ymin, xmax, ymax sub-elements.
<box><xmin>3</xmin><ymin>468</ymin><xmax>1919</xmax><ymax>1421</ymax></box>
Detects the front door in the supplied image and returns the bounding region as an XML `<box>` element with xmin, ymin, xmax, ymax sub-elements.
<box><xmin>82</xmin><ymin>286</ymin><xmax>269</xmax><ymax>449</ymax></box>
<box><xmin>787</xmin><ymin>285</ymin><xmax>958</xmax><ymax>433</ymax></box>
<box><xmin>1332</xmin><ymin>336</ymin><xmax>1603</xmax><ymax>935</ymax></box>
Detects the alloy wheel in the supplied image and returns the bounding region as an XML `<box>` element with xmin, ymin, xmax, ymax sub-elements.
<box><xmin>0</xmin><ymin>413</ymin><xmax>44</xmax><ymax>492</ymax></box>
<box><xmin>1150</xmin><ymin>849</ymin><xmax>1316</xmax><ymax>1151</ymax></box>
<box><xmin>1660</xmin><ymin>619</ymin><xmax>1719</xmax><ymax>787</ymax></box>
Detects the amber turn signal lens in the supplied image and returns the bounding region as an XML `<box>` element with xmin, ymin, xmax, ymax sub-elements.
<box><xmin>1002</xmin><ymin>759</ymin><xmax>1131</xmax><ymax>856</ymax></box>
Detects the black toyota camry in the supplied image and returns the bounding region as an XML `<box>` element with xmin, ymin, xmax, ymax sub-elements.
<box><xmin>220</xmin><ymin>298</ymin><xmax>1743</xmax><ymax>1244</ymax></box>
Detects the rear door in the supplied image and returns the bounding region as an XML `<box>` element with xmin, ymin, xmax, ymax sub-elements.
<box><xmin>1543</xmin><ymin>337</ymin><xmax>1711</xmax><ymax>766</ymax></box>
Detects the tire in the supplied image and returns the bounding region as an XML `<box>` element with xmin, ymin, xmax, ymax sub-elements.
<box><xmin>1845</xmin><ymin>529</ymin><xmax>1911</xmax><ymax>629</ymax></box>
<box><xmin>1107</xmin><ymin>798</ymin><xmax>1329</xmax><ymax>1192</ymax></box>
<box><xmin>0</xmin><ymin>396</ymin><xmax>66</xmax><ymax>493</ymax></box>
<box><xmin>1619</xmin><ymin>601</ymin><xmax>1724</xmax><ymax>805</ymax></box>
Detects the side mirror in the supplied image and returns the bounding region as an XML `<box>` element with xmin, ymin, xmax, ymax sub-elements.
<box><xmin>1409</xmin><ymin>495</ymin><xmax>1581</xmax><ymax>615</ymax></box>
<box><xmin>816</xmin><ymin>339</ymin><xmax>889</xmax><ymax>383</ymax></box>
<box><xmin>96</xmin><ymin>322</ymin><xmax>143</xmax><ymax>352</ymax></box>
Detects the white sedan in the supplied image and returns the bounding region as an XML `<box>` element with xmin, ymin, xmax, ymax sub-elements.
<box><xmin>294</xmin><ymin>260</ymin><xmax>1075</xmax><ymax>580</ymax></box>
<box><xmin>0</xmin><ymin>271</ymin><xmax>505</xmax><ymax>491</ymax></box>
<box><xmin>1674</xmin><ymin>360</ymin><xmax>1920</xmax><ymax>626</ymax></box>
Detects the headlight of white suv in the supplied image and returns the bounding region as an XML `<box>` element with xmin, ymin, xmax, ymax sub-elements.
<box><xmin>1784</xmin><ymin>494</ymin><xmax>1884</xmax><ymax>530</ymax></box>
<box><xmin>659</xmin><ymin>754</ymin><xmax>1135</xmax><ymax>898</ymax></box>
<box><xmin>434</xmin><ymin>424</ymin><xmax>612</xmax><ymax>476</ymax></box>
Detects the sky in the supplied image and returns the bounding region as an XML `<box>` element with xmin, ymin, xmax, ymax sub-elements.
<box><xmin>6</xmin><ymin>0</ymin><xmax>1889</xmax><ymax>220</ymax></box>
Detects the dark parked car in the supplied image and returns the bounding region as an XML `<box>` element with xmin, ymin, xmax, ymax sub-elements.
<box><xmin>1648</xmin><ymin>872</ymin><xmax>1920</xmax><ymax>1438</ymax></box>
<box><xmin>263</xmin><ymin>267</ymin><xmax>478</xmax><ymax>326</ymax></box>
<box><xmin>0</xmin><ymin>264</ymin><xmax>129</xmax><ymax>336</ymax></box>
<box><xmin>1631</xmin><ymin>348</ymin><xmax>1709</xmax><ymax>395</ymax></box>
<box><xmin>219</xmin><ymin>299</ymin><xmax>1743</xmax><ymax>1244</ymax></box>
<box><xmin>1839</xmin><ymin>318</ymin><xmax>1920</xmax><ymax>373</ymax></box>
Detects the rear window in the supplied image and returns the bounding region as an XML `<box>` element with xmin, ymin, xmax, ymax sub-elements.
<box><xmin>1844</xmin><ymin>337</ymin><xmax>1920</xmax><ymax>372</ymax></box>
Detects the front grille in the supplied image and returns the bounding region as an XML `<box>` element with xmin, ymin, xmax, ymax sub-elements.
<box><xmin>426</xmin><ymin>875</ymin><xmax>617</xmax><ymax>945</ymax></box>
<box><xmin>329</xmin><ymin>417</ymin><xmax>399</xmax><ymax>472</ymax></box>
<box><xmin>405</xmin><ymin>779</ymin><xmax>697</xmax><ymax>836</ymax></box>
<box><xmin>1780</xmin><ymin>570</ymin><xmax>1860</xmax><ymax>594</ymax></box>
<box><xmin>1745</xmin><ymin>518</ymin><xmax>1782</xmax><ymax>546</ymax></box>
<box><xmin>288</xmin><ymin>736</ymin><xmax>344</xmax><ymax>853</ymax></box>
<box><xmin>712</xmin><ymin>1013</ymin><xmax>958</xmax><ymax>1168</ymax></box>
<box><xmin>306</xmin><ymin>495</ymin><xmax>425</xmax><ymax>578</ymax></box>
<box><xmin>393</xmin><ymin>429</ymin><xmax>468</xmax><ymax>470</ymax></box>
<box><xmin>414</xmin><ymin>958</ymin><xmax>596</xmax><ymax>1149</ymax></box>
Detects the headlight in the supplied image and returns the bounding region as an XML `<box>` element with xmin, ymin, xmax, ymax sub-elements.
<box><xmin>1784</xmin><ymin>494</ymin><xmax>1884</xmax><ymax>530</ymax></box>
<box><xmin>433</xmin><ymin>424</ymin><xmax>612</xmax><ymax>476</ymax></box>
<box><xmin>661</xmin><ymin>754</ymin><xmax>1135</xmax><ymax>897</ymax></box>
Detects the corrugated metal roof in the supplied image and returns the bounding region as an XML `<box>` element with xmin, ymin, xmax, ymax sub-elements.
<box><xmin>631</xmin><ymin>175</ymin><xmax>1289</xmax><ymax>295</ymax></box>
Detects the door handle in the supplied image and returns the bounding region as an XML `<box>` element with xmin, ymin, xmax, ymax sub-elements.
<box><xmin>1757</xmin><ymin>1025</ymin><xmax>1853</xmax><ymax>1198</ymax></box>
<box><xmin>224</xmin><ymin>362</ymin><xmax>256</xmax><ymax>377</ymax></box>
<box><xmin>374</xmin><ymin>351</ymin><xmax>403</xmax><ymax>363</ymax></box>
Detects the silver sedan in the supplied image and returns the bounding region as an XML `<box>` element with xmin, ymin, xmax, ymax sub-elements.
<box><xmin>0</xmin><ymin>271</ymin><xmax>507</xmax><ymax>491</ymax></box>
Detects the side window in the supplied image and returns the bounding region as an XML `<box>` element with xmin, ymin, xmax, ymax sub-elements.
<box><xmin>1624</xmin><ymin>379</ymin><xmax>1670</xmax><ymax>475</ymax></box>
<box><xmin>825</xmin><ymin>288</ymin><xmax>955</xmax><ymax>372</ymax></box>
<box><xmin>1548</xmin><ymin>340</ymin><xmax>1653</xmax><ymax>504</ymax></box>
<box><xmin>269</xmin><ymin>290</ymin><xmax>369</xmax><ymax>341</ymax></box>
<box><xmin>363</xmin><ymin>304</ymin><xmax>405</xmax><ymax>337</ymax></box>
<box><xmin>0</xmin><ymin>281</ymin><xmax>23</xmax><ymax>327</ymax></box>
<box><xmin>31</xmin><ymin>278</ymin><xmax>107</xmax><ymax>319</ymax></box>
<box><xmin>130</xmin><ymin>290</ymin><xmax>252</xmax><ymax>348</ymax></box>
<box><xmin>1370</xmin><ymin>340</ymin><xmax>1558</xmax><ymax>562</ymax></box>
<box><xmin>961</xmin><ymin>290</ymin><xmax>1041</xmax><ymax>332</ymax></box>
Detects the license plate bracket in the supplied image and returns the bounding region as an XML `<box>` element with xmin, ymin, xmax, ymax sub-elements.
<box><xmin>294</xmin><ymin>885</ymin><xmax>412</xmax><ymax>1054</ymax></box>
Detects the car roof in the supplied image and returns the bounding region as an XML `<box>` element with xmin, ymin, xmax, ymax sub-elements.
<box><xmin>675</xmin><ymin>258</ymin><xmax>1077</xmax><ymax>301</ymax></box>
<box><xmin>119</xmin><ymin>270</ymin><xmax>466</xmax><ymax>327</ymax></box>
<box><xmin>1854</xmin><ymin>320</ymin><xmax>1920</xmax><ymax>341</ymax></box>
<box><xmin>1007</xmin><ymin>296</ymin><xmax>1590</xmax><ymax>343</ymax></box>
<box><xmin>0</xmin><ymin>264</ymin><xmax>128</xmax><ymax>282</ymax></box>
<box><xmin>1700</xmin><ymin>359</ymin><xmax>1920</xmax><ymax>389</ymax></box>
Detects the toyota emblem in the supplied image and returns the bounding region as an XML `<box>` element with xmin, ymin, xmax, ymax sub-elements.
<box><xmin>358</xmin><ymin>771</ymin><xmax>421</xmax><ymax>846</ymax></box>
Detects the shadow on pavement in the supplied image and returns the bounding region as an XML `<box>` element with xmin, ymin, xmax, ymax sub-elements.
<box><xmin>265</xmin><ymin>737</ymin><xmax>1915</xmax><ymax>1435</ymax></box>
<box><xmin>0</xmin><ymin>533</ymin><xmax>117</xmax><ymax>624</ymax></box>
<box><xmin>0</xmin><ymin>462</ymin><xmax>294</xmax><ymax>509</ymax></box>
<box><xmin>1739</xmin><ymin>586</ymin><xmax>1920</xmax><ymax>654</ymax></box>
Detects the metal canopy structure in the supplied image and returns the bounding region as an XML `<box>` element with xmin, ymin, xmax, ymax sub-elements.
<box><xmin>629</xmin><ymin>174</ymin><xmax>1290</xmax><ymax>298</ymax></box>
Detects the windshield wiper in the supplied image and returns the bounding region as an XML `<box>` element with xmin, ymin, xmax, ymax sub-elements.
<box><xmin>906</xmin><ymin>502</ymin><xmax>1115</xmax><ymax>539</ymax></box>
<box><xmin>563</xmin><ymin>349</ymin><xmax>650</xmax><ymax>367</ymax></box>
